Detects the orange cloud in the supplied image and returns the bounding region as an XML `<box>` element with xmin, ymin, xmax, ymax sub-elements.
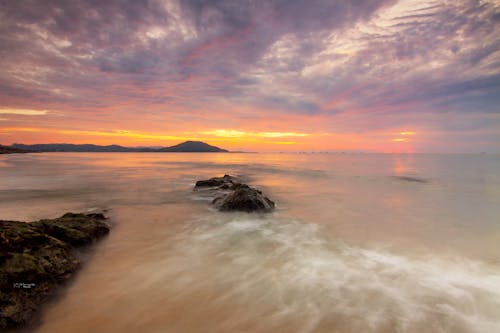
<box><xmin>0</xmin><ymin>108</ymin><xmax>49</xmax><ymax>116</ymax></box>
<box><xmin>200</xmin><ymin>129</ymin><xmax>309</xmax><ymax>138</ymax></box>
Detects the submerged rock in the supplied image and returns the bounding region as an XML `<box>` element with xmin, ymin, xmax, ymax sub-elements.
<box><xmin>195</xmin><ymin>175</ymin><xmax>275</xmax><ymax>213</ymax></box>
<box><xmin>0</xmin><ymin>213</ymin><xmax>110</xmax><ymax>330</ymax></box>
<box><xmin>393</xmin><ymin>176</ymin><xmax>428</xmax><ymax>183</ymax></box>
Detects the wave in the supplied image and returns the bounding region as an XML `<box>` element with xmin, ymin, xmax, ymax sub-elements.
<box><xmin>155</xmin><ymin>213</ymin><xmax>500</xmax><ymax>333</ymax></box>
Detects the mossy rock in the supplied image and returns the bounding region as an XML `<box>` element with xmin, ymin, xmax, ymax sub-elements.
<box><xmin>0</xmin><ymin>213</ymin><xmax>110</xmax><ymax>330</ymax></box>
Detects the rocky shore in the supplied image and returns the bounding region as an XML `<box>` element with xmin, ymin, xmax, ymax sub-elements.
<box><xmin>0</xmin><ymin>175</ymin><xmax>273</xmax><ymax>330</ymax></box>
<box><xmin>0</xmin><ymin>213</ymin><xmax>110</xmax><ymax>330</ymax></box>
<box><xmin>194</xmin><ymin>175</ymin><xmax>275</xmax><ymax>212</ymax></box>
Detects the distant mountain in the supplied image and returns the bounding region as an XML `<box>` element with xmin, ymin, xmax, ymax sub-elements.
<box><xmin>9</xmin><ymin>141</ymin><xmax>228</xmax><ymax>153</ymax></box>
<box><xmin>11</xmin><ymin>143</ymin><xmax>133</xmax><ymax>152</ymax></box>
<box><xmin>158</xmin><ymin>141</ymin><xmax>228</xmax><ymax>152</ymax></box>
<box><xmin>0</xmin><ymin>145</ymin><xmax>33</xmax><ymax>154</ymax></box>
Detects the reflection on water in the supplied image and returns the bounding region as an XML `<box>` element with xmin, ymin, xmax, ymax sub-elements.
<box><xmin>1</xmin><ymin>152</ymin><xmax>499</xmax><ymax>332</ymax></box>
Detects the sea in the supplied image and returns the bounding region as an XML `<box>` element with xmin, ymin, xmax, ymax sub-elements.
<box><xmin>1</xmin><ymin>152</ymin><xmax>499</xmax><ymax>333</ymax></box>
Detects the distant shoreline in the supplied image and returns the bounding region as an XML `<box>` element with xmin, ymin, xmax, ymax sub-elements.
<box><xmin>0</xmin><ymin>145</ymin><xmax>33</xmax><ymax>154</ymax></box>
<box><xmin>3</xmin><ymin>141</ymin><xmax>229</xmax><ymax>153</ymax></box>
<box><xmin>0</xmin><ymin>149</ymin><xmax>256</xmax><ymax>154</ymax></box>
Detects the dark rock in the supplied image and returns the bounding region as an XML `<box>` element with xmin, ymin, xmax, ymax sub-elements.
<box><xmin>37</xmin><ymin>213</ymin><xmax>109</xmax><ymax>247</ymax></box>
<box><xmin>85</xmin><ymin>213</ymin><xmax>106</xmax><ymax>220</ymax></box>
<box><xmin>195</xmin><ymin>175</ymin><xmax>275</xmax><ymax>213</ymax></box>
<box><xmin>393</xmin><ymin>176</ymin><xmax>428</xmax><ymax>183</ymax></box>
<box><xmin>0</xmin><ymin>213</ymin><xmax>110</xmax><ymax>330</ymax></box>
<box><xmin>213</xmin><ymin>187</ymin><xmax>275</xmax><ymax>213</ymax></box>
<box><xmin>194</xmin><ymin>174</ymin><xmax>238</xmax><ymax>188</ymax></box>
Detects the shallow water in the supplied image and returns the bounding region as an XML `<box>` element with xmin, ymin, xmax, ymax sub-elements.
<box><xmin>1</xmin><ymin>152</ymin><xmax>499</xmax><ymax>332</ymax></box>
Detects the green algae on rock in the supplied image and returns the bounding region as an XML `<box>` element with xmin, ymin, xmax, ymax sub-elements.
<box><xmin>0</xmin><ymin>213</ymin><xmax>110</xmax><ymax>330</ymax></box>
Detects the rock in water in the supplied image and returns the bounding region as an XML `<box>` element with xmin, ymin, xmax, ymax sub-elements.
<box><xmin>194</xmin><ymin>174</ymin><xmax>238</xmax><ymax>188</ymax></box>
<box><xmin>0</xmin><ymin>213</ymin><xmax>110</xmax><ymax>330</ymax></box>
<box><xmin>213</xmin><ymin>186</ymin><xmax>275</xmax><ymax>213</ymax></box>
<box><xmin>195</xmin><ymin>175</ymin><xmax>275</xmax><ymax>213</ymax></box>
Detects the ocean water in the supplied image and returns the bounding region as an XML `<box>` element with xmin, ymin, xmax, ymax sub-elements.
<box><xmin>1</xmin><ymin>152</ymin><xmax>499</xmax><ymax>333</ymax></box>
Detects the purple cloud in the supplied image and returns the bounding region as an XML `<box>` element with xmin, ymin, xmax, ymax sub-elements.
<box><xmin>0</xmin><ymin>0</ymin><xmax>498</xmax><ymax>151</ymax></box>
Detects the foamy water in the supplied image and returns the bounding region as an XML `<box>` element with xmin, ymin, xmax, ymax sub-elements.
<box><xmin>1</xmin><ymin>152</ymin><xmax>499</xmax><ymax>332</ymax></box>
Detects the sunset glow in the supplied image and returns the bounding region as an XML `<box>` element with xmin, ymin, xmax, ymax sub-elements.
<box><xmin>201</xmin><ymin>130</ymin><xmax>310</xmax><ymax>139</ymax></box>
<box><xmin>0</xmin><ymin>0</ymin><xmax>499</xmax><ymax>152</ymax></box>
<box><xmin>0</xmin><ymin>109</ymin><xmax>50</xmax><ymax>116</ymax></box>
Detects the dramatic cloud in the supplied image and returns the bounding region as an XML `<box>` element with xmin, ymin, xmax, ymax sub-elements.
<box><xmin>0</xmin><ymin>0</ymin><xmax>499</xmax><ymax>151</ymax></box>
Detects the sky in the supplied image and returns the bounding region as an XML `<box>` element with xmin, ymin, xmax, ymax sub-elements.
<box><xmin>0</xmin><ymin>0</ymin><xmax>499</xmax><ymax>152</ymax></box>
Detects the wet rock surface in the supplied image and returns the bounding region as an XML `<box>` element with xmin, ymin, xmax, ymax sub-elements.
<box><xmin>0</xmin><ymin>213</ymin><xmax>110</xmax><ymax>330</ymax></box>
<box><xmin>194</xmin><ymin>174</ymin><xmax>238</xmax><ymax>188</ymax></box>
<box><xmin>195</xmin><ymin>175</ymin><xmax>275</xmax><ymax>213</ymax></box>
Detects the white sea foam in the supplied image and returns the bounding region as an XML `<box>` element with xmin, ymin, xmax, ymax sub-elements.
<box><xmin>157</xmin><ymin>214</ymin><xmax>500</xmax><ymax>333</ymax></box>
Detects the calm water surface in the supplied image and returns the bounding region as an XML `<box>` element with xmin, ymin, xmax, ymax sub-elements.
<box><xmin>1</xmin><ymin>152</ymin><xmax>499</xmax><ymax>332</ymax></box>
